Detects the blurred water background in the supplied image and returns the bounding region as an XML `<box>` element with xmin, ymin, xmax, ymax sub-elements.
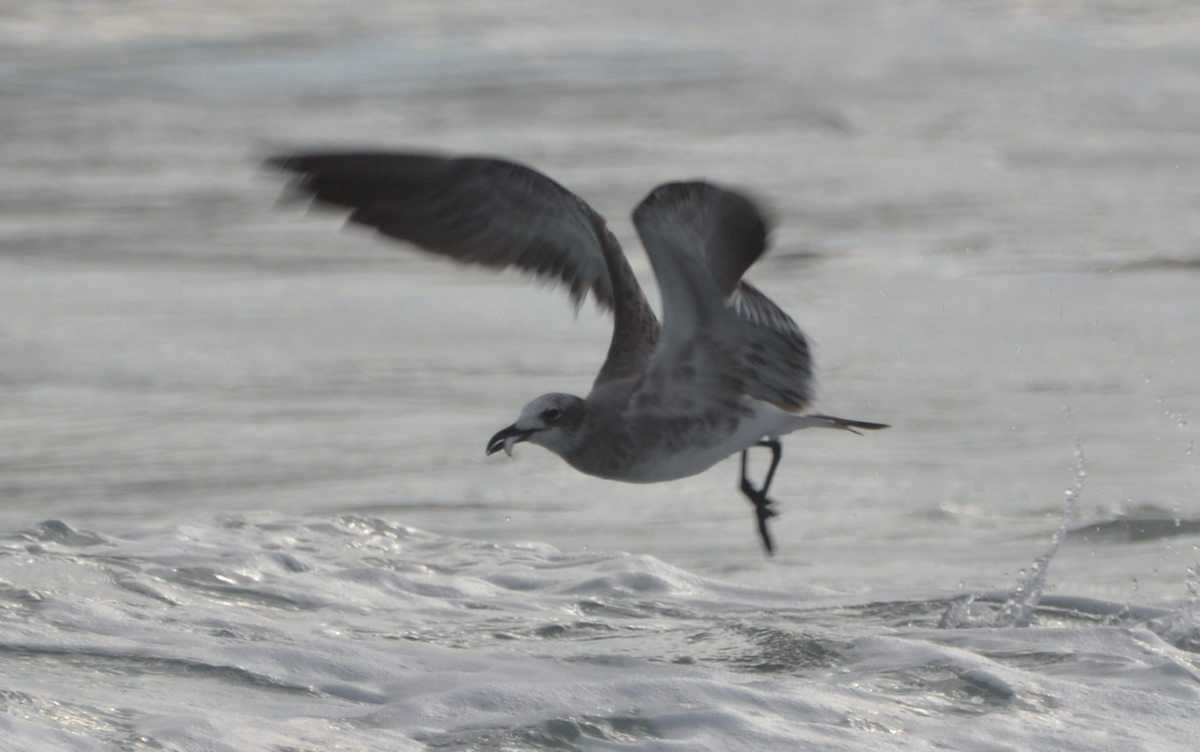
<box><xmin>1</xmin><ymin>1</ymin><xmax>1199</xmax><ymax>749</ymax></box>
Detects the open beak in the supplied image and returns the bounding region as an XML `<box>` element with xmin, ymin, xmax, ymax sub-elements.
<box><xmin>486</xmin><ymin>424</ymin><xmax>533</xmax><ymax>457</ymax></box>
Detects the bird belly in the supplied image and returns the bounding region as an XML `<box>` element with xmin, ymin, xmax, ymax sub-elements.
<box><xmin>617</xmin><ymin>441</ymin><xmax>743</xmax><ymax>483</ymax></box>
<box><xmin>572</xmin><ymin>400</ymin><xmax>800</xmax><ymax>484</ymax></box>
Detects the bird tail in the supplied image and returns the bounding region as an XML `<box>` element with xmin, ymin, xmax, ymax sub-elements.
<box><xmin>792</xmin><ymin>413</ymin><xmax>890</xmax><ymax>436</ymax></box>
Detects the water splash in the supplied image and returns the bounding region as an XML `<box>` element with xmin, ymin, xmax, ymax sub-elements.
<box><xmin>937</xmin><ymin>593</ymin><xmax>976</xmax><ymax>629</ymax></box>
<box><xmin>941</xmin><ymin>440</ymin><xmax>1086</xmax><ymax>629</ymax></box>
<box><xmin>1104</xmin><ymin>578</ymin><xmax>1138</xmax><ymax>627</ymax></box>
<box><xmin>995</xmin><ymin>440</ymin><xmax>1086</xmax><ymax>627</ymax></box>
<box><xmin>1151</xmin><ymin>563</ymin><xmax>1200</xmax><ymax>652</ymax></box>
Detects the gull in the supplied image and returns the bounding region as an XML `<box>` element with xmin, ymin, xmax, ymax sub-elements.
<box><xmin>267</xmin><ymin>150</ymin><xmax>887</xmax><ymax>553</ymax></box>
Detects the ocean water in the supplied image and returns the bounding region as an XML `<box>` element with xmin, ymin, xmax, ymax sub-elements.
<box><xmin>2</xmin><ymin>0</ymin><xmax>1199</xmax><ymax>749</ymax></box>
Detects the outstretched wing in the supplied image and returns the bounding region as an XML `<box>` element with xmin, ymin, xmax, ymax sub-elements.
<box><xmin>631</xmin><ymin>181</ymin><xmax>814</xmax><ymax>413</ymax></box>
<box><xmin>266</xmin><ymin>150</ymin><xmax>660</xmax><ymax>385</ymax></box>
<box><xmin>268</xmin><ymin>152</ymin><xmax>612</xmax><ymax>307</ymax></box>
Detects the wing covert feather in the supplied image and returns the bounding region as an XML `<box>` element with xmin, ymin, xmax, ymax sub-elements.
<box><xmin>632</xmin><ymin>182</ymin><xmax>814</xmax><ymax>413</ymax></box>
<box><xmin>268</xmin><ymin>150</ymin><xmax>661</xmax><ymax>385</ymax></box>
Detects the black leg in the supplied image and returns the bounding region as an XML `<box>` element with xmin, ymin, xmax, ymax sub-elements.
<box><xmin>739</xmin><ymin>439</ymin><xmax>783</xmax><ymax>555</ymax></box>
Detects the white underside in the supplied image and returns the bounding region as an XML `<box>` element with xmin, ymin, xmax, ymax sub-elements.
<box><xmin>619</xmin><ymin>400</ymin><xmax>834</xmax><ymax>483</ymax></box>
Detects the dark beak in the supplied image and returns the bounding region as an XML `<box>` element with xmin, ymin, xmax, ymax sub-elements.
<box><xmin>486</xmin><ymin>424</ymin><xmax>533</xmax><ymax>457</ymax></box>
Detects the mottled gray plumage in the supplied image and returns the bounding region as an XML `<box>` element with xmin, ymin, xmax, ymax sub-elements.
<box><xmin>268</xmin><ymin>149</ymin><xmax>887</xmax><ymax>553</ymax></box>
<box><xmin>268</xmin><ymin>151</ymin><xmax>660</xmax><ymax>387</ymax></box>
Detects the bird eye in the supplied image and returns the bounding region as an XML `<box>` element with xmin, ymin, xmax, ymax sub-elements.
<box><xmin>542</xmin><ymin>407</ymin><xmax>562</xmax><ymax>423</ymax></box>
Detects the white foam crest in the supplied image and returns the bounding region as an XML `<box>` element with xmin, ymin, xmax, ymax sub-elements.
<box><xmin>3</xmin><ymin>516</ymin><xmax>1200</xmax><ymax>750</ymax></box>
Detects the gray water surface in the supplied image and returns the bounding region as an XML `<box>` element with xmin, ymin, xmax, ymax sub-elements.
<box><xmin>2</xmin><ymin>0</ymin><xmax>1199</xmax><ymax>597</ymax></box>
<box><xmin>3</xmin><ymin>3</ymin><xmax>1200</xmax><ymax>750</ymax></box>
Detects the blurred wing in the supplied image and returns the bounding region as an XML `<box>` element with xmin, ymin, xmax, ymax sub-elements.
<box><xmin>268</xmin><ymin>150</ymin><xmax>661</xmax><ymax>382</ymax></box>
<box><xmin>631</xmin><ymin>181</ymin><xmax>814</xmax><ymax>413</ymax></box>
<box><xmin>268</xmin><ymin>151</ymin><xmax>616</xmax><ymax>309</ymax></box>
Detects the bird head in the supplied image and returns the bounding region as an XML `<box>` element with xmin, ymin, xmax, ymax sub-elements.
<box><xmin>486</xmin><ymin>393</ymin><xmax>586</xmax><ymax>458</ymax></box>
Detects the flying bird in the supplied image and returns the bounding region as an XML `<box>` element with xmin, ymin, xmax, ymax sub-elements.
<box><xmin>267</xmin><ymin>150</ymin><xmax>887</xmax><ymax>553</ymax></box>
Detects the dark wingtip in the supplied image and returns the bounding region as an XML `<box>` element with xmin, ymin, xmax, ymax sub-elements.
<box><xmin>249</xmin><ymin>138</ymin><xmax>314</xmax><ymax>173</ymax></box>
<box><xmin>633</xmin><ymin>181</ymin><xmax>773</xmax><ymax>297</ymax></box>
<box><xmin>263</xmin><ymin>153</ymin><xmax>292</xmax><ymax>171</ymax></box>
